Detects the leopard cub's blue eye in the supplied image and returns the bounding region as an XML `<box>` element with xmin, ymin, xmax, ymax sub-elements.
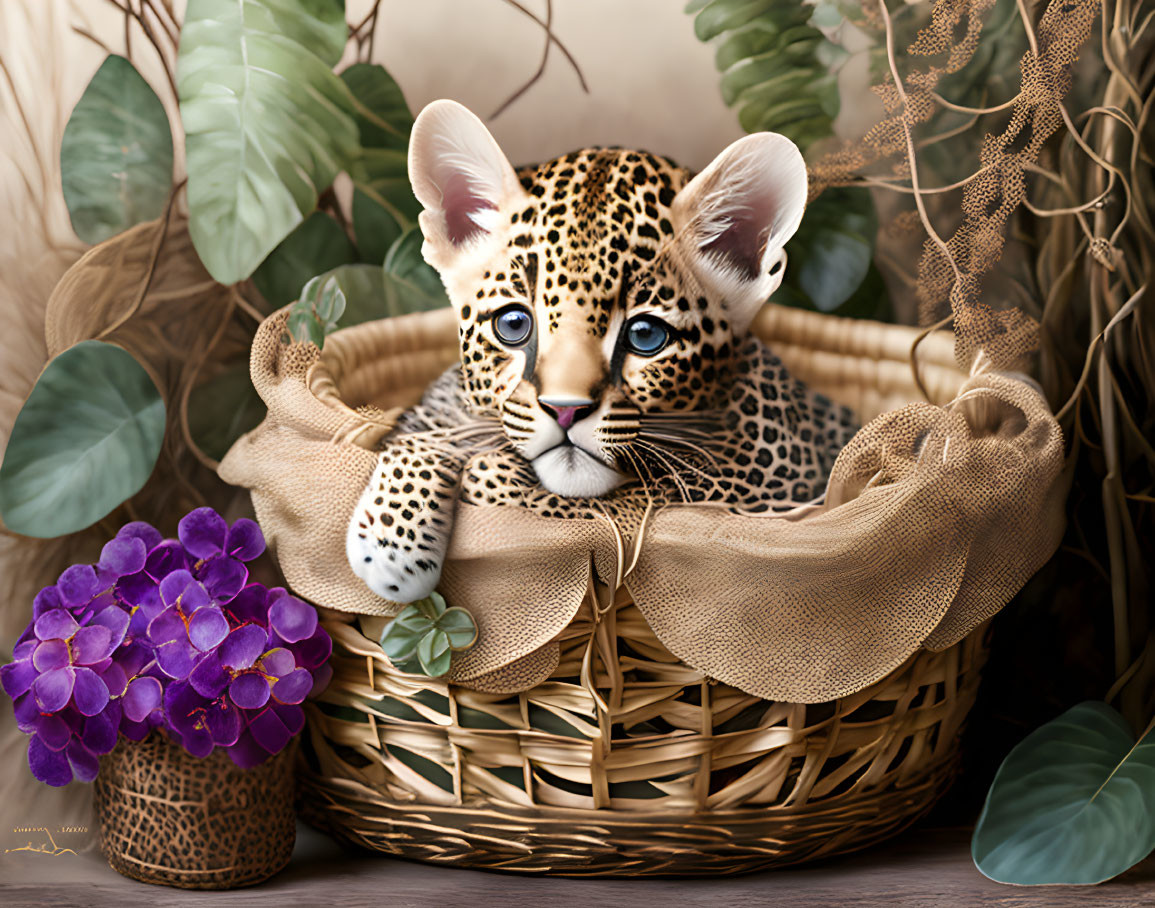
<box><xmin>624</xmin><ymin>315</ymin><xmax>670</xmax><ymax>356</ymax></box>
<box><xmin>493</xmin><ymin>304</ymin><xmax>533</xmax><ymax>346</ymax></box>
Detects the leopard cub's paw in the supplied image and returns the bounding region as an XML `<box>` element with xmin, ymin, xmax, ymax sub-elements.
<box><xmin>346</xmin><ymin>448</ymin><xmax>458</xmax><ymax>603</ymax></box>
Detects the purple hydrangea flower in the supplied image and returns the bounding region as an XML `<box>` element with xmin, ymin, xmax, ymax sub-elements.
<box><xmin>2</xmin><ymin>509</ymin><xmax>329</xmax><ymax>784</ymax></box>
<box><xmin>167</xmin><ymin>584</ymin><xmax>330</xmax><ymax>768</ymax></box>
<box><xmin>178</xmin><ymin>508</ymin><xmax>265</xmax><ymax>604</ymax></box>
<box><xmin>146</xmin><ymin>570</ymin><xmax>229</xmax><ymax>680</ymax></box>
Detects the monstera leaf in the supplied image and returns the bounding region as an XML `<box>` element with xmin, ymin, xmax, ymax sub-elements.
<box><xmin>178</xmin><ymin>0</ymin><xmax>358</xmax><ymax>284</ymax></box>
<box><xmin>0</xmin><ymin>342</ymin><xmax>165</xmax><ymax>537</ymax></box>
<box><xmin>973</xmin><ymin>701</ymin><xmax>1155</xmax><ymax>885</ymax></box>
<box><xmin>60</xmin><ymin>55</ymin><xmax>173</xmax><ymax>244</ymax></box>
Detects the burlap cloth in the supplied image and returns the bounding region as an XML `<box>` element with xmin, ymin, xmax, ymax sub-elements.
<box><xmin>219</xmin><ymin>305</ymin><xmax>1066</xmax><ymax>702</ymax></box>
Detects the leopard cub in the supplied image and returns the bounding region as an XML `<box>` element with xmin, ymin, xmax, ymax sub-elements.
<box><xmin>348</xmin><ymin>100</ymin><xmax>856</xmax><ymax>602</ymax></box>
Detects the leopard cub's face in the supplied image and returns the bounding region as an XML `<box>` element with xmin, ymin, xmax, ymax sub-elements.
<box><xmin>408</xmin><ymin>101</ymin><xmax>807</xmax><ymax>497</ymax></box>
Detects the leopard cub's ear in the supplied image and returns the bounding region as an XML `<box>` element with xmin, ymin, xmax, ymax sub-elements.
<box><xmin>671</xmin><ymin>132</ymin><xmax>807</xmax><ymax>334</ymax></box>
<box><xmin>408</xmin><ymin>100</ymin><xmax>527</xmax><ymax>272</ymax></box>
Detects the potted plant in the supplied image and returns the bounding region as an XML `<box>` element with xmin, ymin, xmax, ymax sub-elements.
<box><xmin>1</xmin><ymin>508</ymin><xmax>331</xmax><ymax>889</ymax></box>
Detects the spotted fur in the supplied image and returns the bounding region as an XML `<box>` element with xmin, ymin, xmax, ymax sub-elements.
<box><xmin>348</xmin><ymin>102</ymin><xmax>857</xmax><ymax>602</ymax></box>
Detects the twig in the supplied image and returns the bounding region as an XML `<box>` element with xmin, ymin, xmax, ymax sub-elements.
<box><xmin>876</xmin><ymin>0</ymin><xmax>963</xmax><ymax>292</ymax></box>
<box><xmin>497</xmin><ymin>0</ymin><xmax>588</xmax><ymax>95</ymax></box>
<box><xmin>491</xmin><ymin>0</ymin><xmax>555</xmax><ymax>120</ymax></box>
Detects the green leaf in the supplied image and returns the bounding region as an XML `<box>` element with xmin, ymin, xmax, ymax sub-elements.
<box><xmin>328</xmin><ymin>264</ymin><xmax>387</xmax><ymax>327</ymax></box>
<box><xmin>341</xmin><ymin>63</ymin><xmax>413</xmax><ymax>151</ymax></box>
<box><xmin>413</xmin><ymin>592</ymin><xmax>446</xmax><ymax>622</ymax></box>
<box><xmin>380</xmin><ymin>619</ymin><xmax>424</xmax><ymax>663</ymax></box>
<box><xmin>0</xmin><ymin>342</ymin><xmax>165</xmax><ymax>537</ymax></box>
<box><xmin>775</xmin><ymin>188</ymin><xmax>877</xmax><ymax>312</ymax></box>
<box><xmin>60</xmin><ymin>55</ymin><xmax>173</xmax><ymax>244</ymax></box>
<box><xmin>690</xmin><ymin>0</ymin><xmax>843</xmax><ymax>153</ymax></box>
<box><xmin>187</xmin><ymin>363</ymin><xmax>266</xmax><ymax>461</ymax></box>
<box><xmin>251</xmin><ymin>212</ymin><xmax>357</xmax><ymax>308</ymax></box>
<box><xmin>693</xmin><ymin>0</ymin><xmax>780</xmax><ymax>42</ymax></box>
<box><xmin>341</xmin><ymin>63</ymin><xmax>422</xmax><ymax>237</ymax></box>
<box><xmin>720</xmin><ymin>34</ymin><xmax>823</xmax><ymax>105</ymax></box>
<box><xmin>972</xmin><ymin>701</ymin><xmax>1155</xmax><ymax>885</ymax></box>
<box><xmin>395</xmin><ymin>604</ymin><xmax>435</xmax><ymax>630</ymax></box>
<box><xmin>416</xmin><ymin>628</ymin><xmax>452</xmax><ymax>677</ymax></box>
<box><xmin>352</xmin><ymin>188</ymin><xmax>403</xmax><ymax>266</ymax></box>
<box><xmin>383</xmin><ymin>227</ymin><xmax>449</xmax><ymax>316</ymax></box>
<box><xmin>350</xmin><ymin>147</ymin><xmax>423</xmax><ymax>226</ymax></box>
<box><xmin>286</xmin><ymin>274</ymin><xmax>346</xmax><ymax>348</ymax></box>
<box><xmin>178</xmin><ymin>0</ymin><xmax>359</xmax><ymax>284</ymax></box>
<box><xmin>436</xmin><ymin>607</ymin><xmax>478</xmax><ymax>651</ymax></box>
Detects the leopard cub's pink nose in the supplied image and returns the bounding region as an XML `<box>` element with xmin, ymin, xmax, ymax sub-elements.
<box><xmin>539</xmin><ymin>397</ymin><xmax>595</xmax><ymax>430</ymax></box>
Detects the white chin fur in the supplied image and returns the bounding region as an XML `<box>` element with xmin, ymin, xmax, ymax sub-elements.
<box><xmin>533</xmin><ymin>446</ymin><xmax>625</xmax><ymax>497</ymax></box>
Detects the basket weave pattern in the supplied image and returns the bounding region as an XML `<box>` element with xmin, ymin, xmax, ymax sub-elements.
<box><xmin>94</xmin><ymin>733</ymin><xmax>297</xmax><ymax>889</ymax></box>
<box><xmin>216</xmin><ymin>303</ymin><xmax>1064</xmax><ymax>875</ymax></box>
<box><xmin>302</xmin><ymin>598</ymin><xmax>988</xmax><ymax>875</ymax></box>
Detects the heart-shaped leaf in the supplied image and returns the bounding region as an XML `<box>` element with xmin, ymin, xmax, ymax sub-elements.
<box><xmin>380</xmin><ymin>619</ymin><xmax>423</xmax><ymax>663</ymax></box>
<box><xmin>436</xmin><ymin>607</ymin><xmax>478</xmax><ymax>651</ymax></box>
<box><xmin>252</xmin><ymin>212</ymin><xmax>357</xmax><ymax>309</ymax></box>
<box><xmin>413</xmin><ymin>593</ymin><xmax>446</xmax><ymax>623</ymax></box>
<box><xmin>416</xmin><ymin>628</ymin><xmax>452</xmax><ymax>678</ymax></box>
<box><xmin>972</xmin><ymin>701</ymin><xmax>1155</xmax><ymax>885</ymax></box>
<box><xmin>60</xmin><ymin>55</ymin><xmax>174</xmax><ymax>244</ymax></box>
<box><xmin>0</xmin><ymin>342</ymin><xmax>165</xmax><ymax>537</ymax></box>
<box><xmin>178</xmin><ymin>0</ymin><xmax>359</xmax><ymax>284</ymax></box>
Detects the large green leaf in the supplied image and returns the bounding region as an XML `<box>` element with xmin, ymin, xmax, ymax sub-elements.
<box><xmin>60</xmin><ymin>55</ymin><xmax>173</xmax><ymax>244</ymax></box>
<box><xmin>383</xmin><ymin>227</ymin><xmax>449</xmax><ymax>316</ymax></box>
<box><xmin>178</xmin><ymin>0</ymin><xmax>358</xmax><ymax>284</ymax></box>
<box><xmin>341</xmin><ymin>63</ymin><xmax>412</xmax><ymax>151</ymax></box>
<box><xmin>973</xmin><ymin>701</ymin><xmax>1155</xmax><ymax>885</ymax></box>
<box><xmin>341</xmin><ymin>63</ymin><xmax>422</xmax><ymax>235</ymax></box>
<box><xmin>352</xmin><ymin>188</ymin><xmax>403</xmax><ymax>266</ymax></box>
<box><xmin>0</xmin><ymin>342</ymin><xmax>165</xmax><ymax>537</ymax></box>
<box><xmin>187</xmin><ymin>363</ymin><xmax>265</xmax><ymax>462</ymax></box>
<box><xmin>251</xmin><ymin>212</ymin><xmax>357</xmax><ymax>308</ymax></box>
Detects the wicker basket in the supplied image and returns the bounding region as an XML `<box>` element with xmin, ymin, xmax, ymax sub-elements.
<box><xmin>218</xmin><ymin>300</ymin><xmax>1064</xmax><ymax>876</ymax></box>
<box><xmin>271</xmin><ymin>304</ymin><xmax>1001</xmax><ymax>876</ymax></box>
<box><xmin>94</xmin><ymin>733</ymin><xmax>296</xmax><ymax>888</ymax></box>
<box><xmin>303</xmin><ymin>607</ymin><xmax>988</xmax><ymax>876</ymax></box>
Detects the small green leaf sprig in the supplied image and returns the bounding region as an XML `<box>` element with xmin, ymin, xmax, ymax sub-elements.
<box><xmin>285</xmin><ymin>275</ymin><xmax>346</xmax><ymax>348</ymax></box>
<box><xmin>379</xmin><ymin>593</ymin><xmax>478</xmax><ymax>678</ymax></box>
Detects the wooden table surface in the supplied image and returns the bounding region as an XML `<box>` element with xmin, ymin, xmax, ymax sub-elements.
<box><xmin>2</xmin><ymin>822</ymin><xmax>1153</xmax><ymax>907</ymax></box>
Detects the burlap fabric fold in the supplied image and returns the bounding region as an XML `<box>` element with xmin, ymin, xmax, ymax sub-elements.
<box><xmin>220</xmin><ymin>305</ymin><xmax>1065</xmax><ymax>701</ymax></box>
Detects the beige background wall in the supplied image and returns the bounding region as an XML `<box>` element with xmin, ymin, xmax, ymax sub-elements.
<box><xmin>357</xmin><ymin>0</ymin><xmax>746</xmax><ymax>169</ymax></box>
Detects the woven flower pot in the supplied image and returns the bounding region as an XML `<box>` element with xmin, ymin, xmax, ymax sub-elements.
<box><xmin>219</xmin><ymin>303</ymin><xmax>1065</xmax><ymax>876</ymax></box>
<box><xmin>94</xmin><ymin>733</ymin><xmax>296</xmax><ymax>888</ymax></box>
